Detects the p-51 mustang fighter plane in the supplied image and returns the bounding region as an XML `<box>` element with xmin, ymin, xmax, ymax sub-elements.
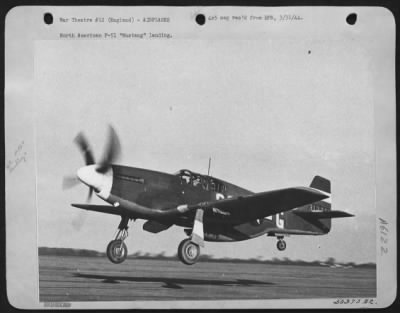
<box><xmin>63</xmin><ymin>126</ymin><xmax>354</xmax><ymax>265</ymax></box>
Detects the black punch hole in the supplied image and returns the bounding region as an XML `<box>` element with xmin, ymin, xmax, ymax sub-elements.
<box><xmin>196</xmin><ymin>14</ymin><xmax>206</xmax><ymax>26</ymax></box>
<box><xmin>44</xmin><ymin>12</ymin><xmax>53</xmax><ymax>25</ymax></box>
<box><xmin>346</xmin><ymin>13</ymin><xmax>357</xmax><ymax>25</ymax></box>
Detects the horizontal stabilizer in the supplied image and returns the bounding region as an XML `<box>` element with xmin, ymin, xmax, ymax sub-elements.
<box><xmin>294</xmin><ymin>210</ymin><xmax>354</xmax><ymax>219</ymax></box>
<box><xmin>267</xmin><ymin>228</ymin><xmax>322</xmax><ymax>236</ymax></box>
<box><xmin>143</xmin><ymin>220</ymin><xmax>173</xmax><ymax>233</ymax></box>
<box><xmin>71</xmin><ymin>203</ymin><xmax>136</xmax><ymax>217</ymax></box>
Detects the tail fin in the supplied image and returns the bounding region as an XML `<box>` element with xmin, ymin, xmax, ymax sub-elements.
<box><xmin>309</xmin><ymin>176</ymin><xmax>331</xmax><ymax>211</ymax></box>
<box><xmin>310</xmin><ymin>176</ymin><xmax>330</xmax><ymax>193</ymax></box>
<box><xmin>307</xmin><ymin>176</ymin><xmax>354</xmax><ymax>218</ymax></box>
<box><xmin>293</xmin><ymin>176</ymin><xmax>333</xmax><ymax>234</ymax></box>
<box><xmin>287</xmin><ymin>176</ymin><xmax>353</xmax><ymax>235</ymax></box>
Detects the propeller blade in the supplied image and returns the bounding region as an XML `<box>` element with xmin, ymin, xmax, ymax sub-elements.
<box><xmin>87</xmin><ymin>187</ymin><xmax>94</xmax><ymax>202</ymax></box>
<box><xmin>62</xmin><ymin>175</ymin><xmax>80</xmax><ymax>189</ymax></box>
<box><xmin>97</xmin><ymin>125</ymin><xmax>121</xmax><ymax>173</ymax></box>
<box><xmin>74</xmin><ymin>132</ymin><xmax>95</xmax><ymax>165</ymax></box>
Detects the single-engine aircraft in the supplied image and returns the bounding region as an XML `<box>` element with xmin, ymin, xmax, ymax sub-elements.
<box><xmin>63</xmin><ymin>126</ymin><xmax>354</xmax><ymax>265</ymax></box>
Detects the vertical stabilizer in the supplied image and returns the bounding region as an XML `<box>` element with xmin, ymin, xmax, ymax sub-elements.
<box><xmin>310</xmin><ymin>176</ymin><xmax>331</xmax><ymax>210</ymax></box>
<box><xmin>310</xmin><ymin>175</ymin><xmax>330</xmax><ymax>193</ymax></box>
<box><xmin>307</xmin><ymin>175</ymin><xmax>331</xmax><ymax>233</ymax></box>
<box><xmin>287</xmin><ymin>176</ymin><xmax>352</xmax><ymax>235</ymax></box>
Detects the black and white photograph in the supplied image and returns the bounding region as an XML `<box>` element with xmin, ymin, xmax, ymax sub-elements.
<box><xmin>5</xmin><ymin>6</ymin><xmax>396</xmax><ymax>309</ymax></box>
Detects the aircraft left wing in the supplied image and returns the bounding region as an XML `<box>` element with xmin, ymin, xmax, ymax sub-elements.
<box><xmin>71</xmin><ymin>204</ymin><xmax>138</xmax><ymax>217</ymax></box>
<box><xmin>181</xmin><ymin>187</ymin><xmax>329</xmax><ymax>223</ymax></box>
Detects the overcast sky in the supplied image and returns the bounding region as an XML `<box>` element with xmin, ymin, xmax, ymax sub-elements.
<box><xmin>35</xmin><ymin>39</ymin><xmax>375</xmax><ymax>264</ymax></box>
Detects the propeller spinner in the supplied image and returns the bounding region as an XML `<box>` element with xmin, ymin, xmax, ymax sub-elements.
<box><xmin>63</xmin><ymin>125</ymin><xmax>120</xmax><ymax>202</ymax></box>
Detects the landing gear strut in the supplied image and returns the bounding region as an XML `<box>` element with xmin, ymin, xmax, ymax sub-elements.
<box><xmin>276</xmin><ymin>236</ymin><xmax>286</xmax><ymax>251</ymax></box>
<box><xmin>107</xmin><ymin>216</ymin><xmax>130</xmax><ymax>264</ymax></box>
<box><xmin>177</xmin><ymin>208</ymin><xmax>204</xmax><ymax>265</ymax></box>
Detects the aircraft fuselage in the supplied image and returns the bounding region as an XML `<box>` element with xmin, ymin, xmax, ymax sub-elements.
<box><xmin>103</xmin><ymin>165</ymin><xmax>331</xmax><ymax>242</ymax></box>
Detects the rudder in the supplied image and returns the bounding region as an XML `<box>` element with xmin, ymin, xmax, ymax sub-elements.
<box><xmin>310</xmin><ymin>175</ymin><xmax>330</xmax><ymax>194</ymax></box>
<box><xmin>307</xmin><ymin>175</ymin><xmax>332</xmax><ymax>233</ymax></box>
<box><xmin>310</xmin><ymin>176</ymin><xmax>331</xmax><ymax>211</ymax></box>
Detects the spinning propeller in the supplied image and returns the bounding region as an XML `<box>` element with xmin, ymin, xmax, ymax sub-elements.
<box><xmin>62</xmin><ymin>125</ymin><xmax>121</xmax><ymax>202</ymax></box>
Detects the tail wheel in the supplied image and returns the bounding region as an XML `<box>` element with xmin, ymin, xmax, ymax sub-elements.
<box><xmin>178</xmin><ymin>238</ymin><xmax>200</xmax><ymax>265</ymax></box>
<box><xmin>277</xmin><ymin>239</ymin><xmax>286</xmax><ymax>251</ymax></box>
<box><xmin>107</xmin><ymin>239</ymin><xmax>128</xmax><ymax>264</ymax></box>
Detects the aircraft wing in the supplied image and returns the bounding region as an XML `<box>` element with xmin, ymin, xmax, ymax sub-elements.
<box><xmin>188</xmin><ymin>187</ymin><xmax>329</xmax><ymax>223</ymax></box>
<box><xmin>71</xmin><ymin>203</ymin><xmax>139</xmax><ymax>218</ymax></box>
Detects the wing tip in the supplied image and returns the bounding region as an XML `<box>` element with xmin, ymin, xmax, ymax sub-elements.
<box><xmin>295</xmin><ymin>186</ymin><xmax>330</xmax><ymax>201</ymax></box>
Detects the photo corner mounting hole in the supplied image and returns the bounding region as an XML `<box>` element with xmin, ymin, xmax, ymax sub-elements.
<box><xmin>346</xmin><ymin>13</ymin><xmax>357</xmax><ymax>25</ymax></box>
<box><xmin>196</xmin><ymin>14</ymin><xmax>206</xmax><ymax>26</ymax></box>
<box><xmin>44</xmin><ymin>12</ymin><xmax>53</xmax><ymax>25</ymax></box>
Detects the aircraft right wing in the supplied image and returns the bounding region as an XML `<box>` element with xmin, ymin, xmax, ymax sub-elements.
<box><xmin>181</xmin><ymin>187</ymin><xmax>329</xmax><ymax>223</ymax></box>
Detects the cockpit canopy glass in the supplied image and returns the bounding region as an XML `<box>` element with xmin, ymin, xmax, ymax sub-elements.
<box><xmin>176</xmin><ymin>169</ymin><xmax>226</xmax><ymax>193</ymax></box>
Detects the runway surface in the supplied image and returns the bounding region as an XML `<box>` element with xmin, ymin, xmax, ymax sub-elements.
<box><xmin>39</xmin><ymin>255</ymin><xmax>376</xmax><ymax>302</ymax></box>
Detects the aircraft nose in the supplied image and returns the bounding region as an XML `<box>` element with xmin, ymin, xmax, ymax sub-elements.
<box><xmin>77</xmin><ymin>165</ymin><xmax>99</xmax><ymax>190</ymax></box>
<box><xmin>77</xmin><ymin>165</ymin><xmax>113</xmax><ymax>199</ymax></box>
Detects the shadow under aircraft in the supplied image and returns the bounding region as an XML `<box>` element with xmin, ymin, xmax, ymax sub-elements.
<box><xmin>73</xmin><ymin>272</ymin><xmax>274</xmax><ymax>289</ymax></box>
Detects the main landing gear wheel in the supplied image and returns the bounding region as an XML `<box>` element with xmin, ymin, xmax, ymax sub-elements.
<box><xmin>106</xmin><ymin>216</ymin><xmax>130</xmax><ymax>264</ymax></box>
<box><xmin>107</xmin><ymin>239</ymin><xmax>128</xmax><ymax>264</ymax></box>
<box><xmin>277</xmin><ymin>239</ymin><xmax>287</xmax><ymax>251</ymax></box>
<box><xmin>178</xmin><ymin>238</ymin><xmax>200</xmax><ymax>265</ymax></box>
